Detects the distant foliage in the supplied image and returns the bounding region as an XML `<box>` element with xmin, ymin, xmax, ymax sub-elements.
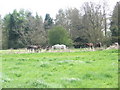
<box><xmin>48</xmin><ymin>26</ymin><xmax>72</xmax><ymax>46</ymax></box>
<box><xmin>44</xmin><ymin>14</ymin><xmax>53</xmax><ymax>30</ymax></box>
<box><xmin>0</xmin><ymin>16</ymin><xmax>2</xmax><ymax>49</ymax></box>
<box><xmin>110</xmin><ymin>2</ymin><xmax>120</xmax><ymax>43</ymax></box>
<box><xmin>3</xmin><ymin>9</ymin><xmax>47</xmax><ymax>49</ymax></box>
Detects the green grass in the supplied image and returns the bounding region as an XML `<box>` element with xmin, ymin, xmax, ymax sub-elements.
<box><xmin>1</xmin><ymin>49</ymin><xmax>118</xmax><ymax>88</ymax></box>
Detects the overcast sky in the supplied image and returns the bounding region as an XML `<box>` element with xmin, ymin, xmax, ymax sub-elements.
<box><xmin>0</xmin><ymin>0</ymin><xmax>119</xmax><ymax>19</ymax></box>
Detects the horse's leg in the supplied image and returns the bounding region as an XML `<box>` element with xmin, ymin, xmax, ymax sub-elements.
<box><xmin>31</xmin><ymin>48</ymin><xmax>34</xmax><ymax>53</ymax></box>
<box><xmin>36</xmin><ymin>48</ymin><xmax>38</xmax><ymax>53</ymax></box>
<box><xmin>27</xmin><ymin>48</ymin><xmax>28</xmax><ymax>52</ymax></box>
<box><xmin>35</xmin><ymin>48</ymin><xmax>38</xmax><ymax>53</ymax></box>
<box><xmin>91</xmin><ymin>45</ymin><xmax>95</xmax><ymax>51</ymax></box>
<box><xmin>92</xmin><ymin>46</ymin><xmax>94</xmax><ymax>51</ymax></box>
<box><xmin>39</xmin><ymin>48</ymin><xmax>41</xmax><ymax>52</ymax></box>
<box><xmin>27</xmin><ymin>47</ymin><xmax>29</xmax><ymax>52</ymax></box>
<box><xmin>34</xmin><ymin>48</ymin><xmax>36</xmax><ymax>53</ymax></box>
<box><xmin>29</xmin><ymin>48</ymin><xmax>32</xmax><ymax>52</ymax></box>
<box><xmin>28</xmin><ymin>48</ymin><xmax>30</xmax><ymax>52</ymax></box>
<box><xmin>90</xmin><ymin>45</ymin><xmax>93</xmax><ymax>49</ymax></box>
<box><xmin>89</xmin><ymin>45</ymin><xmax>92</xmax><ymax>50</ymax></box>
<box><xmin>36</xmin><ymin>48</ymin><xmax>39</xmax><ymax>53</ymax></box>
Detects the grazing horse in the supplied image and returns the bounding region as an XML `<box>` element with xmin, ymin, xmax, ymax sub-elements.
<box><xmin>94</xmin><ymin>42</ymin><xmax>102</xmax><ymax>48</ymax></box>
<box><xmin>52</xmin><ymin>44</ymin><xmax>66</xmax><ymax>50</ymax></box>
<box><xmin>27</xmin><ymin>45</ymin><xmax>41</xmax><ymax>52</ymax></box>
<box><xmin>27</xmin><ymin>45</ymin><xmax>34</xmax><ymax>52</ymax></box>
<box><xmin>86</xmin><ymin>43</ymin><xmax>94</xmax><ymax>49</ymax></box>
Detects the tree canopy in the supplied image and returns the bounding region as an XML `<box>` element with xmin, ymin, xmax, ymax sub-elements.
<box><xmin>110</xmin><ymin>2</ymin><xmax>120</xmax><ymax>43</ymax></box>
<box><xmin>48</xmin><ymin>26</ymin><xmax>72</xmax><ymax>46</ymax></box>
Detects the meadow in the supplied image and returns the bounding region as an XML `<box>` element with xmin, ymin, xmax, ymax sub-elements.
<box><xmin>1</xmin><ymin>49</ymin><xmax>118</xmax><ymax>88</ymax></box>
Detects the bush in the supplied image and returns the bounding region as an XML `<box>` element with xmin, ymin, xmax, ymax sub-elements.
<box><xmin>48</xmin><ymin>26</ymin><xmax>72</xmax><ymax>46</ymax></box>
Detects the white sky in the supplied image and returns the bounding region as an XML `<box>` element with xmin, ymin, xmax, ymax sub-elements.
<box><xmin>0</xmin><ymin>0</ymin><xmax>119</xmax><ymax>19</ymax></box>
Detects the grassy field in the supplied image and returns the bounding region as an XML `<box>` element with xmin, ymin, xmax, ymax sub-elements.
<box><xmin>1</xmin><ymin>49</ymin><xmax>118</xmax><ymax>88</ymax></box>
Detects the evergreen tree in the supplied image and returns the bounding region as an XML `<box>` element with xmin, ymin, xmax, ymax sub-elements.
<box><xmin>4</xmin><ymin>10</ymin><xmax>26</xmax><ymax>48</ymax></box>
<box><xmin>0</xmin><ymin>15</ymin><xmax>2</xmax><ymax>49</ymax></box>
<box><xmin>110</xmin><ymin>2</ymin><xmax>120</xmax><ymax>43</ymax></box>
<box><xmin>44</xmin><ymin>13</ymin><xmax>53</xmax><ymax>30</ymax></box>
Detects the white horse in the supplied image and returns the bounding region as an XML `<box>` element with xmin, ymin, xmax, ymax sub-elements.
<box><xmin>52</xmin><ymin>44</ymin><xmax>66</xmax><ymax>50</ymax></box>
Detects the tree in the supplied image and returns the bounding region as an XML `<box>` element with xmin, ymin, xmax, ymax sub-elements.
<box><xmin>48</xmin><ymin>26</ymin><xmax>72</xmax><ymax>46</ymax></box>
<box><xmin>55</xmin><ymin>8</ymin><xmax>83</xmax><ymax>41</ymax></box>
<box><xmin>81</xmin><ymin>2</ymin><xmax>104</xmax><ymax>43</ymax></box>
<box><xmin>44</xmin><ymin>13</ymin><xmax>53</xmax><ymax>30</ymax></box>
<box><xmin>110</xmin><ymin>2</ymin><xmax>119</xmax><ymax>43</ymax></box>
<box><xmin>0</xmin><ymin>15</ymin><xmax>2</xmax><ymax>49</ymax></box>
<box><xmin>3</xmin><ymin>9</ymin><xmax>48</xmax><ymax>49</ymax></box>
<box><xmin>65</xmin><ymin>8</ymin><xmax>83</xmax><ymax>40</ymax></box>
<box><xmin>18</xmin><ymin>11</ymin><xmax>47</xmax><ymax>46</ymax></box>
<box><xmin>3</xmin><ymin>9</ymin><xmax>26</xmax><ymax>49</ymax></box>
<box><xmin>101</xmin><ymin>0</ymin><xmax>109</xmax><ymax>36</ymax></box>
<box><xmin>55</xmin><ymin>9</ymin><xmax>68</xmax><ymax>29</ymax></box>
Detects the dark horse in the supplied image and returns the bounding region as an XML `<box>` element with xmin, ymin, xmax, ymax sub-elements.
<box><xmin>94</xmin><ymin>42</ymin><xmax>102</xmax><ymax>48</ymax></box>
<box><xmin>27</xmin><ymin>45</ymin><xmax>41</xmax><ymax>52</ymax></box>
<box><xmin>85</xmin><ymin>42</ymin><xmax>102</xmax><ymax>49</ymax></box>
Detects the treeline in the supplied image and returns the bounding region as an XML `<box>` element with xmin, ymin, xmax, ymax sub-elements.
<box><xmin>0</xmin><ymin>2</ymin><xmax>119</xmax><ymax>49</ymax></box>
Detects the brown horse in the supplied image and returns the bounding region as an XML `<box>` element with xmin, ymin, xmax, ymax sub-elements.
<box><xmin>94</xmin><ymin>42</ymin><xmax>102</xmax><ymax>48</ymax></box>
<box><xmin>27</xmin><ymin>45</ymin><xmax>41</xmax><ymax>52</ymax></box>
<box><xmin>86</xmin><ymin>43</ymin><xmax>94</xmax><ymax>49</ymax></box>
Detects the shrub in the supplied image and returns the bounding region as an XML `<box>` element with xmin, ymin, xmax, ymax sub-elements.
<box><xmin>48</xmin><ymin>26</ymin><xmax>72</xmax><ymax>46</ymax></box>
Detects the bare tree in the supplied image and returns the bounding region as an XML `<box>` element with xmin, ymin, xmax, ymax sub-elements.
<box><xmin>101</xmin><ymin>0</ymin><xmax>110</xmax><ymax>36</ymax></box>
<box><xmin>55</xmin><ymin>9</ymin><xmax>69</xmax><ymax>29</ymax></box>
<box><xmin>65</xmin><ymin>8</ymin><xmax>83</xmax><ymax>40</ymax></box>
<box><xmin>82</xmin><ymin>2</ymin><xmax>104</xmax><ymax>43</ymax></box>
<box><xmin>55</xmin><ymin>8</ymin><xmax>83</xmax><ymax>40</ymax></box>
